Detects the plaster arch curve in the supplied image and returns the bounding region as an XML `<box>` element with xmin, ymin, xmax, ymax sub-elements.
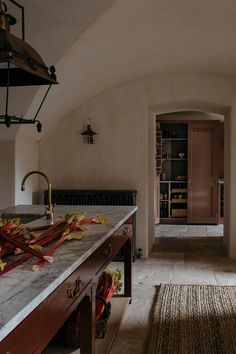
<box><xmin>38</xmin><ymin>73</ymin><xmax>236</xmax><ymax>259</ymax></box>
<box><xmin>149</xmin><ymin>100</ymin><xmax>230</xmax><ymax>116</ymax></box>
<box><xmin>148</xmin><ymin>99</ymin><xmax>231</xmax><ymax>257</ymax></box>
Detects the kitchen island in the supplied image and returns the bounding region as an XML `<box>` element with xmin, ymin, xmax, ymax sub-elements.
<box><xmin>0</xmin><ymin>204</ymin><xmax>137</xmax><ymax>354</ymax></box>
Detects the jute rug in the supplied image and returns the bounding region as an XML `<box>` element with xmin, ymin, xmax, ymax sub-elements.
<box><xmin>146</xmin><ymin>284</ymin><xmax>236</xmax><ymax>354</ymax></box>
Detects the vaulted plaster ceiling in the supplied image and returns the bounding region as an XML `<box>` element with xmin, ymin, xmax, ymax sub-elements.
<box><xmin>1</xmin><ymin>0</ymin><xmax>236</xmax><ymax>140</ymax></box>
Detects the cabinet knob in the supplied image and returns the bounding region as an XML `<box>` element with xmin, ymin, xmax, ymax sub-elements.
<box><xmin>67</xmin><ymin>276</ymin><xmax>81</xmax><ymax>298</ymax></box>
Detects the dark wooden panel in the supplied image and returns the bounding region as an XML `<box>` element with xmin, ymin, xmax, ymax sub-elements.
<box><xmin>42</xmin><ymin>266</ymin><xmax>92</xmax><ymax>338</ymax></box>
<box><xmin>191</xmin><ymin>127</ymin><xmax>213</xmax><ymax>177</ymax></box>
<box><xmin>0</xmin><ymin>304</ymin><xmax>43</xmax><ymax>354</ymax></box>
<box><xmin>191</xmin><ymin>187</ymin><xmax>213</xmax><ymax>217</ymax></box>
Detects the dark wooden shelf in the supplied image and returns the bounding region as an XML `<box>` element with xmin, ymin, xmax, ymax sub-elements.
<box><xmin>171</xmin><ymin>199</ymin><xmax>187</xmax><ymax>203</ymax></box>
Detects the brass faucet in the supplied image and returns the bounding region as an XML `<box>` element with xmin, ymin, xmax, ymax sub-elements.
<box><xmin>21</xmin><ymin>170</ymin><xmax>54</xmax><ymax>221</ymax></box>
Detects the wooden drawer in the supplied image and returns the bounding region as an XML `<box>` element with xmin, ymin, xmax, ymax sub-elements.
<box><xmin>41</xmin><ymin>230</ymin><xmax>130</xmax><ymax>340</ymax></box>
<box><xmin>42</xmin><ymin>264</ymin><xmax>92</xmax><ymax>340</ymax></box>
<box><xmin>113</xmin><ymin>224</ymin><xmax>132</xmax><ymax>237</ymax></box>
<box><xmin>40</xmin><ymin>232</ymin><xmax>130</xmax><ymax>347</ymax></box>
<box><xmin>93</xmin><ymin>233</ymin><xmax>130</xmax><ymax>276</ymax></box>
<box><xmin>172</xmin><ymin>209</ymin><xmax>187</xmax><ymax>217</ymax></box>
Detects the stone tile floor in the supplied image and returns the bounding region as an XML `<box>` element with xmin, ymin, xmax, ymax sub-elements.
<box><xmin>110</xmin><ymin>236</ymin><xmax>236</xmax><ymax>354</ymax></box>
<box><xmin>155</xmin><ymin>223</ymin><xmax>224</xmax><ymax>238</ymax></box>
<box><xmin>46</xmin><ymin>228</ymin><xmax>236</xmax><ymax>354</ymax></box>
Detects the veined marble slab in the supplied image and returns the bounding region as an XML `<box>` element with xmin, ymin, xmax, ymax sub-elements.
<box><xmin>0</xmin><ymin>204</ymin><xmax>137</xmax><ymax>342</ymax></box>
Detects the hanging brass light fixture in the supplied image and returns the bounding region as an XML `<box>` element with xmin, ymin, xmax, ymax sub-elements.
<box><xmin>0</xmin><ymin>0</ymin><xmax>58</xmax><ymax>132</ymax></box>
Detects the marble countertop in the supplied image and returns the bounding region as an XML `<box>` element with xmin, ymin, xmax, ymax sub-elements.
<box><xmin>0</xmin><ymin>204</ymin><xmax>137</xmax><ymax>342</ymax></box>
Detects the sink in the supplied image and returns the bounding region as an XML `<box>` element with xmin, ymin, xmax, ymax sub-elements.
<box><xmin>1</xmin><ymin>213</ymin><xmax>45</xmax><ymax>224</ymax></box>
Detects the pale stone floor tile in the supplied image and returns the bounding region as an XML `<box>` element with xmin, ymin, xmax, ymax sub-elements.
<box><xmin>187</xmin><ymin>225</ymin><xmax>207</xmax><ymax>233</ymax></box>
<box><xmin>183</xmin><ymin>255</ymin><xmax>229</xmax><ymax>269</ymax></box>
<box><xmin>214</xmin><ymin>267</ymin><xmax>236</xmax><ymax>285</ymax></box>
<box><xmin>206</xmin><ymin>224</ymin><xmax>224</xmax><ymax>232</ymax></box>
<box><xmin>171</xmin><ymin>264</ymin><xmax>218</xmax><ymax>285</ymax></box>
<box><xmin>155</xmin><ymin>224</ymin><xmax>187</xmax><ymax>238</ymax></box>
<box><xmin>132</xmin><ymin>263</ymin><xmax>173</xmax><ymax>299</ymax></box>
<box><xmin>155</xmin><ymin>223</ymin><xmax>223</xmax><ymax>238</ymax></box>
<box><xmin>110</xmin><ymin>337</ymin><xmax>147</xmax><ymax>354</ymax></box>
<box><xmin>207</xmin><ymin>231</ymin><xmax>225</xmax><ymax>236</ymax></box>
<box><xmin>178</xmin><ymin>231</ymin><xmax>207</xmax><ymax>237</ymax></box>
<box><xmin>144</xmin><ymin>252</ymin><xmax>185</xmax><ymax>264</ymax></box>
<box><xmin>114</xmin><ymin>298</ymin><xmax>153</xmax><ymax>337</ymax></box>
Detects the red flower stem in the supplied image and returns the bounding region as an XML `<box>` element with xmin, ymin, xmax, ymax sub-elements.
<box><xmin>26</xmin><ymin>224</ymin><xmax>51</xmax><ymax>232</ymax></box>
<box><xmin>0</xmin><ymin>231</ymin><xmax>52</xmax><ymax>263</ymax></box>
<box><xmin>37</xmin><ymin>229</ymin><xmax>66</xmax><ymax>247</ymax></box>
<box><xmin>33</xmin><ymin>236</ymin><xmax>67</xmax><ymax>271</ymax></box>
<box><xmin>0</xmin><ymin>233</ymin><xmax>25</xmax><ymax>257</ymax></box>
<box><xmin>28</xmin><ymin>221</ymin><xmax>67</xmax><ymax>245</ymax></box>
<box><xmin>80</xmin><ymin>218</ymin><xmax>96</xmax><ymax>224</ymax></box>
<box><xmin>0</xmin><ymin>224</ymin><xmax>68</xmax><ymax>276</ymax></box>
<box><xmin>0</xmin><ymin>220</ymin><xmax>83</xmax><ymax>275</ymax></box>
<box><xmin>0</xmin><ymin>231</ymin><xmax>64</xmax><ymax>276</ymax></box>
<box><xmin>0</xmin><ymin>254</ymin><xmax>31</xmax><ymax>276</ymax></box>
<box><xmin>0</xmin><ymin>243</ymin><xmax>15</xmax><ymax>257</ymax></box>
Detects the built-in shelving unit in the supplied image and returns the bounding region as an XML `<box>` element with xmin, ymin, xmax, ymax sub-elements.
<box><xmin>159</xmin><ymin>122</ymin><xmax>188</xmax><ymax>222</ymax></box>
<box><xmin>156</xmin><ymin>119</ymin><xmax>224</xmax><ymax>225</ymax></box>
<box><xmin>156</xmin><ymin>125</ymin><xmax>162</xmax><ymax>175</ymax></box>
<box><xmin>160</xmin><ymin>181</ymin><xmax>188</xmax><ymax>220</ymax></box>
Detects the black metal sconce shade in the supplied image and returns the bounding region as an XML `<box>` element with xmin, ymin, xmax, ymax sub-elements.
<box><xmin>0</xmin><ymin>0</ymin><xmax>58</xmax><ymax>132</ymax></box>
<box><xmin>81</xmin><ymin>124</ymin><xmax>97</xmax><ymax>144</ymax></box>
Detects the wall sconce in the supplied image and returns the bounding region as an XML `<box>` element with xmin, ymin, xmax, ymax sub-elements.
<box><xmin>0</xmin><ymin>0</ymin><xmax>58</xmax><ymax>132</ymax></box>
<box><xmin>81</xmin><ymin>119</ymin><xmax>97</xmax><ymax>144</ymax></box>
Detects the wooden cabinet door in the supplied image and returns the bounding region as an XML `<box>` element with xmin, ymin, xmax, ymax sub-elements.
<box><xmin>187</xmin><ymin>121</ymin><xmax>218</xmax><ymax>224</ymax></box>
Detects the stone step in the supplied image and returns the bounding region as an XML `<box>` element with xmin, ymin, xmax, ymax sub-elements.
<box><xmin>151</xmin><ymin>237</ymin><xmax>225</xmax><ymax>255</ymax></box>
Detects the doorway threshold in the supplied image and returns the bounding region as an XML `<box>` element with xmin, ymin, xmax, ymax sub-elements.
<box><xmin>155</xmin><ymin>224</ymin><xmax>224</xmax><ymax>238</ymax></box>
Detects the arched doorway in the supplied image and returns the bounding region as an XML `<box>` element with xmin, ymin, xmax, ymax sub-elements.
<box><xmin>147</xmin><ymin>101</ymin><xmax>230</xmax><ymax>256</ymax></box>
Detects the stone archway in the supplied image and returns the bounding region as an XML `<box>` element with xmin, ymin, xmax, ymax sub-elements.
<box><xmin>147</xmin><ymin>100</ymin><xmax>230</xmax><ymax>255</ymax></box>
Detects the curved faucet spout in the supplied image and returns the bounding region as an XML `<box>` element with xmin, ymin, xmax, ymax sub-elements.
<box><xmin>21</xmin><ymin>170</ymin><xmax>54</xmax><ymax>220</ymax></box>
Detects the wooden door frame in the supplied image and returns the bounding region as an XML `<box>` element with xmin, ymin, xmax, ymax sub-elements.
<box><xmin>149</xmin><ymin>103</ymin><xmax>229</xmax><ymax>258</ymax></box>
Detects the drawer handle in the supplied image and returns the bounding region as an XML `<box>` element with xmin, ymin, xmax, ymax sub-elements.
<box><xmin>67</xmin><ymin>277</ymin><xmax>81</xmax><ymax>298</ymax></box>
<box><xmin>104</xmin><ymin>243</ymin><xmax>113</xmax><ymax>258</ymax></box>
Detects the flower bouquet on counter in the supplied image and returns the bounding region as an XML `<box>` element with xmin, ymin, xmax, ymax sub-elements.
<box><xmin>0</xmin><ymin>211</ymin><xmax>110</xmax><ymax>276</ymax></box>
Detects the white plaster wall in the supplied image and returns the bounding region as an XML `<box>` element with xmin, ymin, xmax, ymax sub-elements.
<box><xmin>223</xmin><ymin>109</ymin><xmax>231</xmax><ymax>255</ymax></box>
<box><xmin>40</xmin><ymin>81</ymin><xmax>149</xmax><ymax>254</ymax></box>
<box><xmin>0</xmin><ymin>141</ymin><xmax>15</xmax><ymax>209</ymax></box>
<box><xmin>226</xmin><ymin>100</ymin><xmax>236</xmax><ymax>259</ymax></box>
<box><xmin>39</xmin><ymin>73</ymin><xmax>236</xmax><ymax>258</ymax></box>
<box><xmin>15</xmin><ymin>140</ymin><xmax>39</xmax><ymax>205</ymax></box>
